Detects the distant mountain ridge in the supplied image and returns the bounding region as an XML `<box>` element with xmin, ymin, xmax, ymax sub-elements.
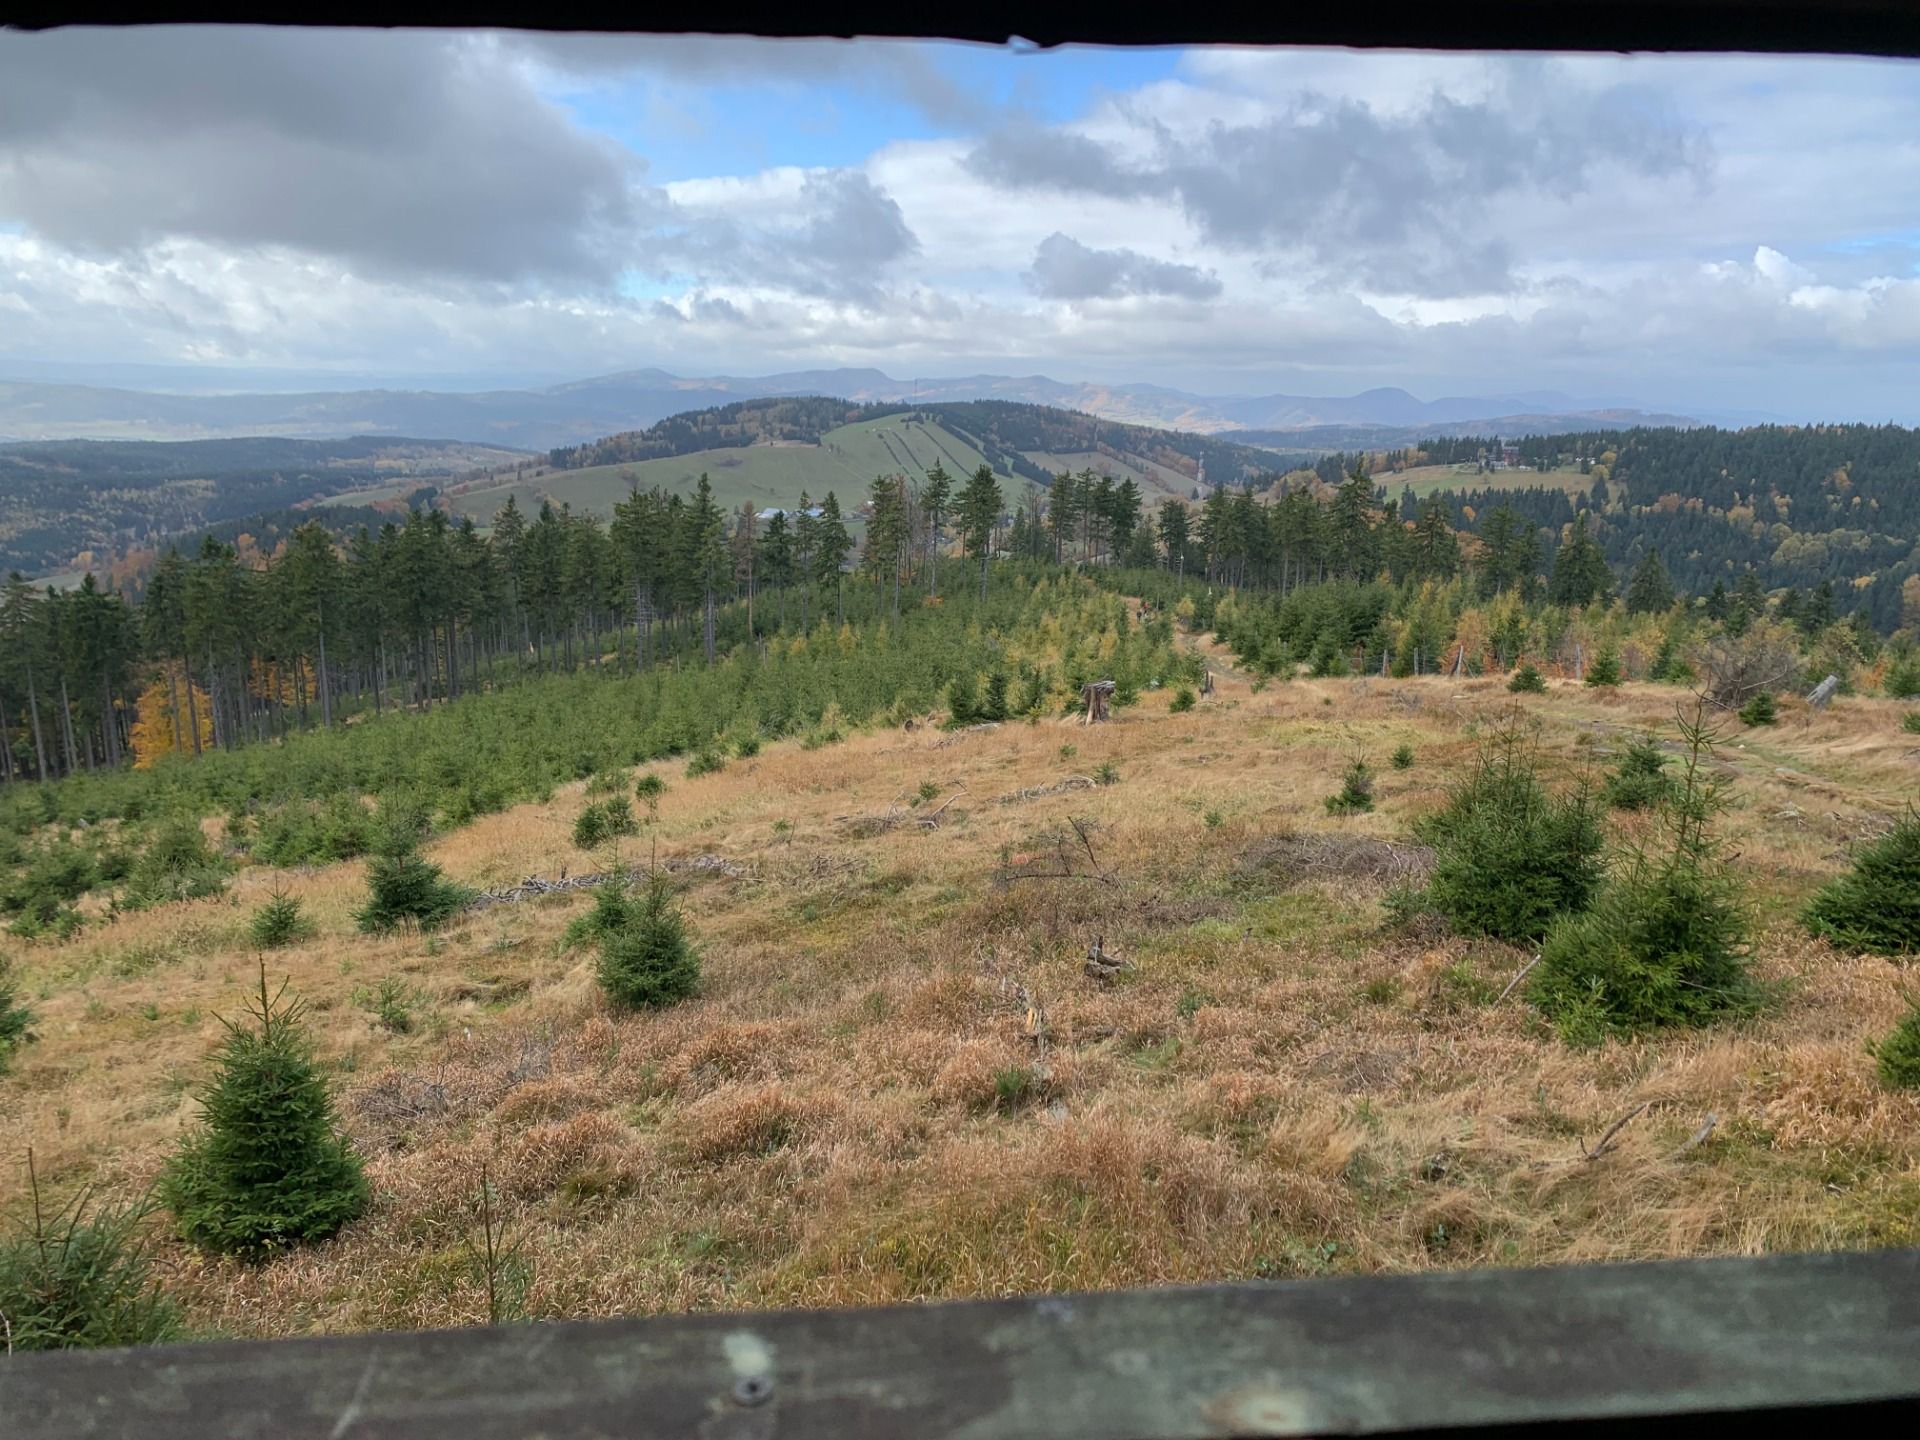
<box><xmin>0</xmin><ymin>366</ymin><xmax>1706</xmax><ymax>450</ymax></box>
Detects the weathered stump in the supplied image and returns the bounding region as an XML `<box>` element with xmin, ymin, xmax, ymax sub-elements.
<box><xmin>1081</xmin><ymin>679</ymin><xmax>1116</xmax><ymax>724</ymax></box>
<box><xmin>1807</xmin><ymin>674</ymin><xmax>1840</xmax><ymax>709</ymax></box>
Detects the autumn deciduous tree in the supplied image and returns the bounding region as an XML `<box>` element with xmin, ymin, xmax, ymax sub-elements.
<box><xmin>129</xmin><ymin>663</ymin><xmax>215</xmax><ymax>768</ymax></box>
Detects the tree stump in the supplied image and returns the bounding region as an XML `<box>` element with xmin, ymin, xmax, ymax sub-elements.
<box><xmin>1200</xmin><ymin>669</ymin><xmax>1215</xmax><ymax>697</ymax></box>
<box><xmin>1807</xmin><ymin>674</ymin><xmax>1841</xmax><ymax>709</ymax></box>
<box><xmin>1081</xmin><ymin>679</ymin><xmax>1116</xmax><ymax>724</ymax></box>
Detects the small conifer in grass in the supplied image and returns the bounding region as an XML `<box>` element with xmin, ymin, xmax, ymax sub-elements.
<box><xmin>1415</xmin><ymin>719</ymin><xmax>1605</xmax><ymax>944</ymax></box>
<box><xmin>1168</xmin><ymin>685</ymin><xmax>1196</xmax><ymax>713</ymax></box>
<box><xmin>160</xmin><ymin>966</ymin><xmax>368</xmax><ymax>1258</ymax></box>
<box><xmin>0</xmin><ymin>1150</ymin><xmax>180</xmax><ymax>1350</ymax></box>
<box><xmin>1871</xmin><ymin>998</ymin><xmax>1920</xmax><ymax>1089</ymax></box>
<box><xmin>1583</xmin><ymin>650</ymin><xmax>1623</xmax><ymax>687</ymax></box>
<box><xmin>1390</xmin><ymin>743</ymin><xmax>1415</xmax><ymax>770</ymax></box>
<box><xmin>248</xmin><ymin>885</ymin><xmax>313</xmax><ymax>949</ymax></box>
<box><xmin>1738</xmin><ymin>690</ymin><xmax>1778</xmax><ymax>726</ymax></box>
<box><xmin>1529</xmin><ymin>705</ymin><xmax>1760</xmax><ymax>1045</ymax></box>
<box><xmin>355</xmin><ymin>843</ymin><xmax>474</xmax><ymax>934</ymax></box>
<box><xmin>1</xmin><ymin>953</ymin><xmax>34</xmax><ymax>1073</ymax></box>
<box><xmin>120</xmin><ymin>816</ymin><xmax>229</xmax><ymax>911</ymax></box>
<box><xmin>1602</xmin><ymin>734</ymin><xmax>1676</xmax><ymax>811</ymax></box>
<box><xmin>1508</xmin><ymin>663</ymin><xmax>1547</xmax><ymax>694</ymax></box>
<box><xmin>1902</xmin><ymin>711</ymin><xmax>1920</xmax><ymax>736</ymax></box>
<box><xmin>1802</xmin><ymin>809</ymin><xmax>1920</xmax><ymax>957</ymax></box>
<box><xmin>634</xmin><ymin>772</ymin><xmax>666</xmax><ymax>818</ymax></box>
<box><xmin>572</xmin><ymin>795</ymin><xmax>637</xmax><ymax>850</ymax></box>
<box><xmin>595</xmin><ymin>873</ymin><xmax>700</xmax><ymax>1010</ymax></box>
<box><xmin>1325</xmin><ymin>759</ymin><xmax>1376</xmax><ymax>815</ymax></box>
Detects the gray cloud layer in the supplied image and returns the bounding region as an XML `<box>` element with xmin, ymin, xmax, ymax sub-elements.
<box><xmin>0</xmin><ymin>28</ymin><xmax>642</xmax><ymax>286</ymax></box>
<box><xmin>971</xmin><ymin>80</ymin><xmax>1710</xmax><ymax>295</ymax></box>
<box><xmin>1027</xmin><ymin>232</ymin><xmax>1220</xmax><ymax>300</ymax></box>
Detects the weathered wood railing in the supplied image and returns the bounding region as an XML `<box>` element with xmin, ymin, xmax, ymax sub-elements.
<box><xmin>5</xmin><ymin>1249</ymin><xmax>1917</xmax><ymax>1437</ymax></box>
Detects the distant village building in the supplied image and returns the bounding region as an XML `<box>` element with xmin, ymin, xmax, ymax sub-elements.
<box><xmin>756</xmin><ymin>505</ymin><xmax>824</xmax><ymax>522</ymax></box>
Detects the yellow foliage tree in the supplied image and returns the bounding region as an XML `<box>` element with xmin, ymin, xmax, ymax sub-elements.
<box><xmin>130</xmin><ymin>663</ymin><xmax>214</xmax><ymax>768</ymax></box>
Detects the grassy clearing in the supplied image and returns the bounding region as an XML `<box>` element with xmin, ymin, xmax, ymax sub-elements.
<box><xmin>432</xmin><ymin>415</ymin><xmax>1020</xmax><ymax>526</ymax></box>
<box><xmin>1</xmin><ymin>640</ymin><xmax>1916</xmax><ymax>1339</ymax></box>
<box><xmin>1382</xmin><ymin>464</ymin><xmax>1594</xmax><ymax>500</ymax></box>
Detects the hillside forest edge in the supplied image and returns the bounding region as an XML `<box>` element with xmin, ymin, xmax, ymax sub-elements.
<box><xmin>0</xmin><ymin>397</ymin><xmax>1918</xmax><ymax>1350</ymax></box>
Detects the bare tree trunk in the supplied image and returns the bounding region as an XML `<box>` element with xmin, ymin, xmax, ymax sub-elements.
<box><xmin>24</xmin><ymin>662</ymin><xmax>49</xmax><ymax>780</ymax></box>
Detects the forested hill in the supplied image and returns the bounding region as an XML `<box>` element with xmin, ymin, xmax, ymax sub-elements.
<box><xmin>546</xmin><ymin>396</ymin><xmax>1300</xmax><ymax>488</ymax></box>
<box><xmin>0</xmin><ymin>436</ymin><xmax>524</xmax><ymax>578</ymax></box>
<box><xmin>1314</xmin><ymin>424</ymin><xmax>1920</xmax><ymax>630</ymax></box>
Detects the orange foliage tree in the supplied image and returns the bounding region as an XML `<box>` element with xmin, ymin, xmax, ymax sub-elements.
<box><xmin>130</xmin><ymin>663</ymin><xmax>215</xmax><ymax>768</ymax></box>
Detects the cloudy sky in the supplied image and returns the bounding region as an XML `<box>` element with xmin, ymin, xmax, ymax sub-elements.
<box><xmin>3</xmin><ymin>28</ymin><xmax>1920</xmax><ymax>417</ymax></box>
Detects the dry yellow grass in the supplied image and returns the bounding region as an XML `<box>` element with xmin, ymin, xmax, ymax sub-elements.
<box><xmin>3</xmin><ymin>640</ymin><xmax>1917</xmax><ymax>1339</ymax></box>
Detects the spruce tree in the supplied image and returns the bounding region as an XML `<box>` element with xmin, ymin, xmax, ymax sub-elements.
<box><xmin>249</xmin><ymin>888</ymin><xmax>314</xmax><ymax>949</ymax></box>
<box><xmin>160</xmin><ymin>969</ymin><xmax>368</xmax><ymax>1258</ymax></box>
<box><xmin>355</xmin><ymin>842</ymin><xmax>473</xmax><ymax>933</ymax></box>
<box><xmin>1415</xmin><ymin>721</ymin><xmax>1604</xmax><ymax>943</ymax></box>
<box><xmin>1529</xmin><ymin>706</ymin><xmax>1758</xmax><ymax>1043</ymax></box>
<box><xmin>1625</xmin><ymin>549</ymin><xmax>1676</xmax><ymax>614</ymax></box>
<box><xmin>1507</xmin><ymin>662</ymin><xmax>1548</xmax><ymax>694</ymax></box>
<box><xmin>1872</xmin><ymin>999</ymin><xmax>1920</xmax><ymax>1090</ymax></box>
<box><xmin>596</xmin><ymin>873</ymin><xmax>700</xmax><ymax>1010</ymax></box>
<box><xmin>0</xmin><ymin>1154</ymin><xmax>180</xmax><ymax>1350</ymax></box>
<box><xmin>1803</xmin><ymin>811</ymin><xmax>1920</xmax><ymax>956</ymax></box>
<box><xmin>1583</xmin><ymin>649</ymin><xmax>1623</xmax><ymax>687</ymax></box>
<box><xmin>0</xmin><ymin>953</ymin><xmax>34</xmax><ymax>1073</ymax></box>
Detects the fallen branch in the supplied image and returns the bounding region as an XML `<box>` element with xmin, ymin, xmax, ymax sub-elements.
<box><xmin>996</xmin><ymin>775</ymin><xmax>1097</xmax><ymax>805</ymax></box>
<box><xmin>994</xmin><ymin>815</ymin><xmax>1118</xmax><ymax>888</ymax></box>
<box><xmin>1495</xmin><ymin>953</ymin><xmax>1543</xmax><ymax>1005</ymax></box>
<box><xmin>1082</xmin><ymin>934</ymin><xmax>1133</xmax><ymax>983</ymax></box>
<box><xmin>1672</xmin><ymin>1113</ymin><xmax>1718</xmax><ymax>1158</ymax></box>
<box><xmin>1581</xmin><ymin>1101</ymin><xmax>1651</xmax><ymax>1162</ymax></box>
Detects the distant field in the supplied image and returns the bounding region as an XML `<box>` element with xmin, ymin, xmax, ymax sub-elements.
<box><xmin>422</xmin><ymin>415</ymin><xmax>1023</xmax><ymax>525</ymax></box>
<box><xmin>1380</xmin><ymin>464</ymin><xmax>1594</xmax><ymax>500</ymax></box>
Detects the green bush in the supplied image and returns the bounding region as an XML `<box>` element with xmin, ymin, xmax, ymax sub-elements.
<box><xmin>583</xmin><ymin>769</ymin><xmax>630</xmax><ymax>797</ymax></box>
<box><xmin>684</xmin><ymin>749</ymin><xmax>726</xmax><ymax>779</ymax></box>
<box><xmin>1325</xmin><ymin>760</ymin><xmax>1375</xmax><ymax>815</ymax></box>
<box><xmin>1529</xmin><ymin>709</ymin><xmax>1759</xmax><ymax>1043</ymax></box>
<box><xmin>562</xmin><ymin>882</ymin><xmax>640</xmax><ymax>952</ymax></box>
<box><xmin>595</xmin><ymin>874</ymin><xmax>700</xmax><ymax>1010</ymax></box>
<box><xmin>1390</xmin><ymin>744</ymin><xmax>1415</xmax><ymax>770</ymax></box>
<box><xmin>1</xmin><ymin>953</ymin><xmax>34</xmax><ymax>1072</ymax></box>
<box><xmin>355</xmin><ymin>845</ymin><xmax>473</xmax><ymax>934</ymax></box>
<box><xmin>1902</xmin><ymin>712</ymin><xmax>1920</xmax><ymax>736</ymax></box>
<box><xmin>355</xmin><ymin>976</ymin><xmax>419</xmax><ymax>1034</ymax></box>
<box><xmin>248</xmin><ymin>890</ymin><xmax>314</xmax><ymax>949</ymax></box>
<box><xmin>572</xmin><ymin>796</ymin><xmax>637</xmax><ymax>850</ymax></box>
<box><xmin>0</xmin><ymin>1174</ymin><xmax>180</xmax><ymax>1350</ymax></box>
<box><xmin>1803</xmin><ymin>811</ymin><xmax>1920</xmax><ymax>956</ymax></box>
<box><xmin>1507</xmin><ymin>663</ymin><xmax>1547</xmax><ymax>694</ymax></box>
<box><xmin>1583</xmin><ymin>651</ymin><xmax>1623</xmax><ymax>687</ymax></box>
<box><xmin>1871</xmin><ymin>1001</ymin><xmax>1920</xmax><ymax>1089</ymax></box>
<box><xmin>1416</xmin><ymin>725</ymin><xmax>1604</xmax><ymax>944</ymax></box>
<box><xmin>1602</xmin><ymin>734</ymin><xmax>1676</xmax><ymax>811</ymax></box>
<box><xmin>1738</xmin><ymin>691</ymin><xmax>1778</xmax><ymax>726</ymax></box>
<box><xmin>159</xmin><ymin>972</ymin><xmax>369</xmax><ymax>1258</ymax></box>
<box><xmin>1883</xmin><ymin>653</ymin><xmax>1920</xmax><ymax>700</ymax></box>
<box><xmin>1169</xmin><ymin>686</ymin><xmax>1196</xmax><ymax>713</ymax></box>
<box><xmin>119</xmin><ymin>818</ymin><xmax>229</xmax><ymax>911</ymax></box>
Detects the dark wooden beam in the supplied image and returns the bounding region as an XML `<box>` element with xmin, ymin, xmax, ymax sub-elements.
<box><xmin>6</xmin><ymin>1</ymin><xmax>1920</xmax><ymax>58</ymax></box>
<box><xmin>5</xmin><ymin>1249</ymin><xmax>1918</xmax><ymax>1438</ymax></box>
